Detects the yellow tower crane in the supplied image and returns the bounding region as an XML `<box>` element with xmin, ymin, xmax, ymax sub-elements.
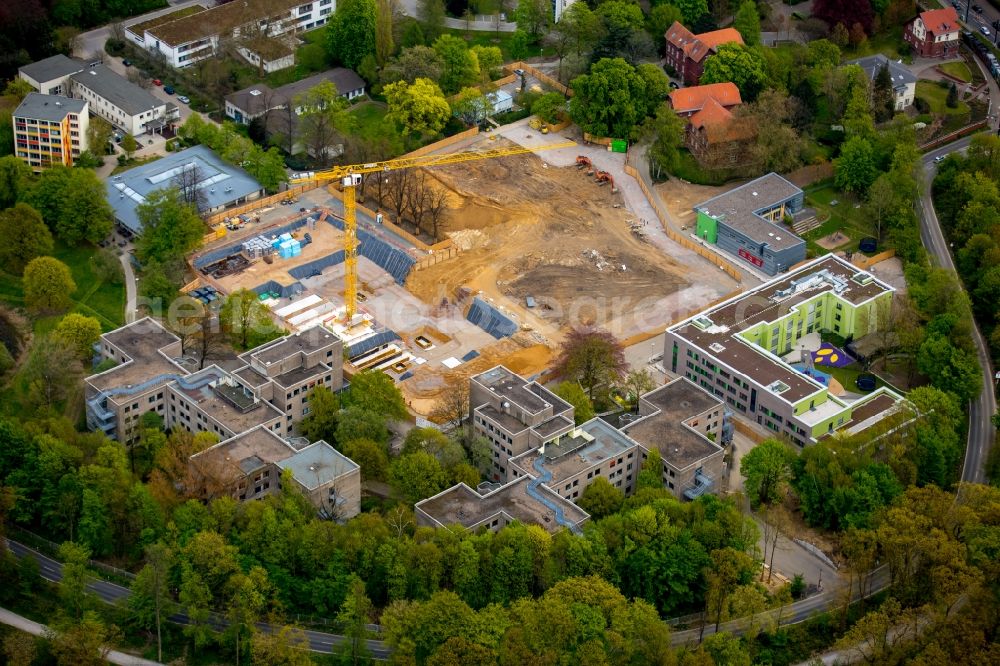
<box><xmin>289</xmin><ymin>140</ymin><xmax>574</xmax><ymax>321</ymax></box>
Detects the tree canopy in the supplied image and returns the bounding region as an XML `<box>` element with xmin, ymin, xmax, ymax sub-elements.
<box><xmin>24</xmin><ymin>166</ymin><xmax>112</xmax><ymax>245</ymax></box>
<box><xmin>134</xmin><ymin>187</ymin><xmax>205</xmax><ymax>266</ymax></box>
<box><xmin>326</xmin><ymin>0</ymin><xmax>377</xmax><ymax>70</ymax></box>
<box><xmin>23</xmin><ymin>255</ymin><xmax>75</xmax><ymax>313</ymax></box>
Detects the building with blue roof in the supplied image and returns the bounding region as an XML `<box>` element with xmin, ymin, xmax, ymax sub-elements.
<box><xmin>106</xmin><ymin>144</ymin><xmax>265</xmax><ymax>234</ymax></box>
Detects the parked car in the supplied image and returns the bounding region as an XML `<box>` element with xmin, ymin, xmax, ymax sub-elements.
<box><xmin>934</xmin><ymin>155</ymin><xmax>946</xmax><ymax>163</ymax></box>
<box><xmin>981</xmin><ymin>25</ymin><xmax>991</xmax><ymax>37</ymax></box>
<box><xmin>122</xmin><ymin>59</ymin><xmax>131</xmax><ymax>67</ymax></box>
<box><xmin>152</xmin><ymin>78</ymin><xmax>162</xmax><ymax>86</ymax></box>
<box><xmin>164</xmin><ymin>85</ymin><xmax>175</xmax><ymax>95</ymax></box>
<box><xmin>177</xmin><ymin>95</ymin><xmax>190</xmax><ymax>104</ymax></box>
<box><xmin>973</xmin><ymin>4</ymin><xmax>984</xmax><ymax>13</ymax></box>
<box><xmin>993</xmin><ymin>19</ymin><xmax>1000</xmax><ymax>30</ymax></box>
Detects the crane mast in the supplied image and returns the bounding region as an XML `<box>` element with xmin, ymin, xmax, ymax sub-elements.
<box><xmin>289</xmin><ymin>140</ymin><xmax>575</xmax><ymax>321</ymax></box>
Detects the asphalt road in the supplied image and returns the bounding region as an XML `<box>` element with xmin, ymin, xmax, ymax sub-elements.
<box><xmin>4</xmin><ymin>539</ymin><xmax>393</xmax><ymax>660</ymax></box>
<box><xmin>920</xmin><ymin>137</ymin><xmax>998</xmax><ymax>485</ymax></box>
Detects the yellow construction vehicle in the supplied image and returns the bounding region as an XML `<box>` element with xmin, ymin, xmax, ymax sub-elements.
<box><xmin>288</xmin><ymin>140</ymin><xmax>574</xmax><ymax>321</ymax></box>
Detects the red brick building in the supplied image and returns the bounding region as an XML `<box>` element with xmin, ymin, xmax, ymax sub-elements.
<box><xmin>904</xmin><ymin>7</ymin><xmax>960</xmax><ymax>57</ymax></box>
<box><xmin>664</xmin><ymin>21</ymin><xmax>744</xmax><ymax>86</ymax></box>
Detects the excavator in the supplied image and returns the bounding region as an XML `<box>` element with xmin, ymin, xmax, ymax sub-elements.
<box><xmin>594</xmin><ymin>170</ymin><xmax>619</xmax><ymax>194</ymax></box>
<box><xmin>575</xmin><ymin>155</ymin><xmax>594</xmax><ymax>175</ymax></box>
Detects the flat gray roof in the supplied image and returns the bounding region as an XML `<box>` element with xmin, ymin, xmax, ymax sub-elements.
<box><xmin>474</xmin><ymin>366</ymin><xmax>563</xmax><ymax>415</ymax></box>
<box><xmin>19</xmin><ymin>54</ymin><xmax>84</xmax><ymax>83</ymax></box>
<box><xmin>695</xmin><ymin>173</ymin><xmax>805</xmax><ymax>251</ymax></box>
<box><xmin>277</xmin><ymin>441</ymin><xmax>359</xmax><ymax>490</ymax></box>
<box><xmin>250</xmin><ymin>326</ymin><xmax>339</xmax><ymax>366</ymax></box>
<box><xmin>106</xmin><ymin>145</ymin><xmax>264</xmax><ymax>233</ymax></box>
<box><xmin>415</xmin><ymin>478</ymin><xmax>589</xmax><ymax>533</ymax></box>
<box><xmin>622</xmin><ymin>379</ymin><xmax>723</xmax><ymax>470</ymax></box>
<box><xmin>14</xmin><ymin>93</ymin><xmax>87</xmax><ymax>122</ymax></box>
<box><xmin>71</xmin><ymin>64</ymin><xmax>165</xmax><ymax>117</ymax></box>
<box><xmin>518</xmin><ymin>418</ymin><xmax>639</xmax><ymax>482</ymax></box>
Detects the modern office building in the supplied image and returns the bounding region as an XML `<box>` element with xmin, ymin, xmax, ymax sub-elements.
<box><xmin>665</xmin><ymin>254</ymin><xmax>908</xmax><ymax>447</ymax></box>
<box><xmin>12</xmin><ymin>93</ymin><xmax>89</xmax><ymax>170</ymax></box>
<box><xmin>106</xmin><ymin>145</ymin><xmax>265</xmax><ymax>234</ymax></box>
<box><xmin>693</xmin><ymin>173</ymin><xmax>808</xmax><ymax>275</ymax></box>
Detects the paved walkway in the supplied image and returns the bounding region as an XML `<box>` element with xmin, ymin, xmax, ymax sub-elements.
<box><xmin>119</xmin><ymin>252</ymin><xmax>138</xmax><ymax>323</ymax></box>
<box><xmin>0</xmin><ymin>607</ymin><xmax>164</xmax><ymax>666</ymax></box>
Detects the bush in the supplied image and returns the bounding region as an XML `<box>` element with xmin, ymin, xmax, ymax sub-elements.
<box><xmin>914</xmin><ymin>97</ymin><xmax>930</xmax><ymax>113</ymax></box>
<box><xmin>791</xmin><ymin>574</ymin><xmax>806</xmax><ymax>599</ymax></box>
<box><xmin>105</xmin><ymin>38</ymin><xmax>125</xmax><ymax>56</ymax></box>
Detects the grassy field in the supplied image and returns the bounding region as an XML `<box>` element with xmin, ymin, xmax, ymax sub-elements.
<box><xmin>440</xmin><ymin>24</ymin><xmax>553</xmax><ymax>59</ymax></box>
<box><xmin>802</xmin><ymin>184</ymin><xmax>879</xmax><ymax>256</ymax></box>
<box><xmin>939</xmin><ymin>60</ymin><xmax>973</xmax><ymax>83</ymax></box>
<box><xmin>0</xmin><ymin>242</ymin><xmax>125</xmax><ymax>333</ymax></box>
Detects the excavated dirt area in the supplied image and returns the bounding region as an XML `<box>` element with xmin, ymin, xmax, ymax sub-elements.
<box><xmin>407</xmin><ymin>148</ymin><xmax>692</xmax><ymax>339</ymax></box>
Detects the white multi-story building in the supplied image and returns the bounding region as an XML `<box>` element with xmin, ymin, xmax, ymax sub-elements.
<box><xmin>18</xmin><ymin>55</ymin><xmax>176</xmax><ymax>137</ymax></box>
<box><xmin>132</xmin><ymin>0</ymin><xmax>335</xmax><ymax>69</ymax></box>
<box><xmin>70</xmin><ymin>65</ymin><xmax>174</xmax><ymax>136</ymax></box>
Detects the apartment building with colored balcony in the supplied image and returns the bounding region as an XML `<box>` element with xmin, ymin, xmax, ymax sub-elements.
<box><xmin>12</xmin><ymin>93</ymin><xmax>89</xmax><ymax>171</ymax></box>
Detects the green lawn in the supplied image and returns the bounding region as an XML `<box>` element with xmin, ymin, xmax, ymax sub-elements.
<box><xmin>802</xmin><ymin>183</ymin><xmax>879</xmax><ymax>256</ymax></box>
<box><xmin>843</xmin><ymin>26</ymin><xmax>910</xmax><ymax>61</ymax></box>
<box><xmin>939</xmin><ymin>60</ymin><xmax>973</xmax><ymax>83</ymax></box>
<box><xmin>439</xmin><ymin>24</ymin><xmax>552</xmax><ymax>60</ymax></box>
<box><xmin>0</xmin><ymin>241</ymin><xmax>125</xmax><ymax>333</ymax></box>
<box><xmin>821</xmin><ymin>362</ymin><xmax>888</xmax><ymax>394</ymax></box>
<box><xmin>916</xmin><ymin>80</ymin><xmax>970</xmax><ymax>116</ymax></box>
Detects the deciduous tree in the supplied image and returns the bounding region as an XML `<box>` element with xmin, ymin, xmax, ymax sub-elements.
<box><xmin>554</xmin><ymin>381</ymin><xmax>596</xmax><ymax>424</ymax></box>
<box><xmin>327</xmin><ymin>0</ymin><xmax>377</xmax><ymax>70</ymax></box>
<box><xmin>384</xmin><ymin>78</ymin><xmax>450</xmax><ymax>136</ymax></box>
<box><xmin>733</xmin><ymin>0</ymin><xmax>761</xmax><ymax>46</ymax></box>
<box><xmin>577</xmin><ymin>477</ymin><xmax>624</xmax><ymax>518</ymax></box>
<box><xmin>552</xmin><ymin>326</ymin><xmax>627</xmax><ymax>404</ymax></box>
<box><xmin>25</xmin><ymin>166</ymin><xmax>112</xmax><ymax>244</ymax></box>
<box><xmin>135</xmin><ymin>188</ymin><xmax>204</xmax><ymax>265</ymax></box>
<box><xmin>740</xmin><ymin>439</ymin><xmax>795</xmax><ymax>507</ymax></box>
<box><xmin>23</xmin><ymin>255</ymin><xmax>75</xmax><ymax>313</ymax></box>
<box><xmin>381</xmin><ymin>46</ymin><xmax>444</xmax><ymax>86</ymax></box>
<box><xmin>390</xmin><ymin>450</ymin><xmax>448</xmax><ymax>503</ymax></box>
<box><xmin>294</xmin><ymin>81</ymin><xmax>352</xmax><ymax>166</ymax></box>
<box><xmin>0</xmin><ymin>203</ymin><xmax>53</xmax><ymax>274</ymax></box>
<box><xmin>835</xmin><ymin>136</ymin><xmax>877</xmax><ymax>194</ymax></box>
<box><xmin>220</xmin><ymin>288</ymin><xmax>281</xmax><ymax>350</ymax></box>
<box><xmin>701</xmin><ymin>43</ymin><xmax>769</xmax><ymax>101</ymax></box>
<box><xmin>53</xmin><ymin>313</ymin><xmax>101</xmax><ymax>360</ymax></box>
<box><xmin>432</xmin><ymin>35</ymin><xmax>480</xmax><ymax>94</ymax></box>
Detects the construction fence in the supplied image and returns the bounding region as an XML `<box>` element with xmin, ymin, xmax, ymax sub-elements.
<box><xmin>850</xmin><ymin>249</ymin><xmax>896</xmax><ymax>270</ymax></box>
<box><xmin>623</xmin><ymin>163</ymin><xmax>745</xmax><ymax>283</ymax></box>
<box><xmin>400</xmin><ymin>126</ymin><xmax>481</xmax><ymax>159</ymax></box>
<box><xmin>505</xmin><ymin>61</ymin><xmax>572</xmax><ymax>97</ymax></box>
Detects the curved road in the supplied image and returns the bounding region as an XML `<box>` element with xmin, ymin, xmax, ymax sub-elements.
<box><xmin>921</xmin><ymin>138</ymin><xmax>998</xmax><ymax>485</ymax></box>
<box><xmin>4</xmin><ymin>539</ymin><xmax>392</xmax><ymax>661</ymax></box>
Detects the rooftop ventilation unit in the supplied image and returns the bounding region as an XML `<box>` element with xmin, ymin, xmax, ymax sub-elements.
<box><xmin>709</xmin><ymin>342</ymin><xmax>726</xmax><ymax>353</ymax></box>
<box><xmin>767</xmin><ymin>380</ymin><xmax>790</xmax><ymax>394</ymax></box>
<box><xmin>692</xmin><ymin>316</ymin><xmax>714</xmax><ymax>330</ymax></box>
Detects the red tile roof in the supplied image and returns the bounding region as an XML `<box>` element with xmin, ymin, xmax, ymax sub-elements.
<box><xmin>669</xmin><ymin>82</ymin><xmax>742</xmax><ymax>114</ymax></box>
<box><xmin>919</xmin><ymin>7</ymin><xmax>959</xmax><ymax>35</ymax></box>
<box><xmin>690</xmin><ymin>97</ymin><xmax>734</xmax><ymax>129</ymax></box>
<box><xmin>665</xmin><ymin>21</ymin><xmax>695</xmax><ymax>49</ymax></box>
<box><xmin>684</xmin><ymin>27</ymin><xmax>744</xmax><ymax>63</ymax></box>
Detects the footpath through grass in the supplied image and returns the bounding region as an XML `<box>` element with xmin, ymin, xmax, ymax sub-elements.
<box><xmin>0</xmin><ymin>241</ymin><xmax>125</xmax><ymax>333</ymax></box>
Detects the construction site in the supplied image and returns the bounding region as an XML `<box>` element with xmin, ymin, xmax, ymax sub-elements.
<box><xmin>187</xmin><ymin>126</ymin><xmax>738</xmax><ymax>418</ymax></box>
